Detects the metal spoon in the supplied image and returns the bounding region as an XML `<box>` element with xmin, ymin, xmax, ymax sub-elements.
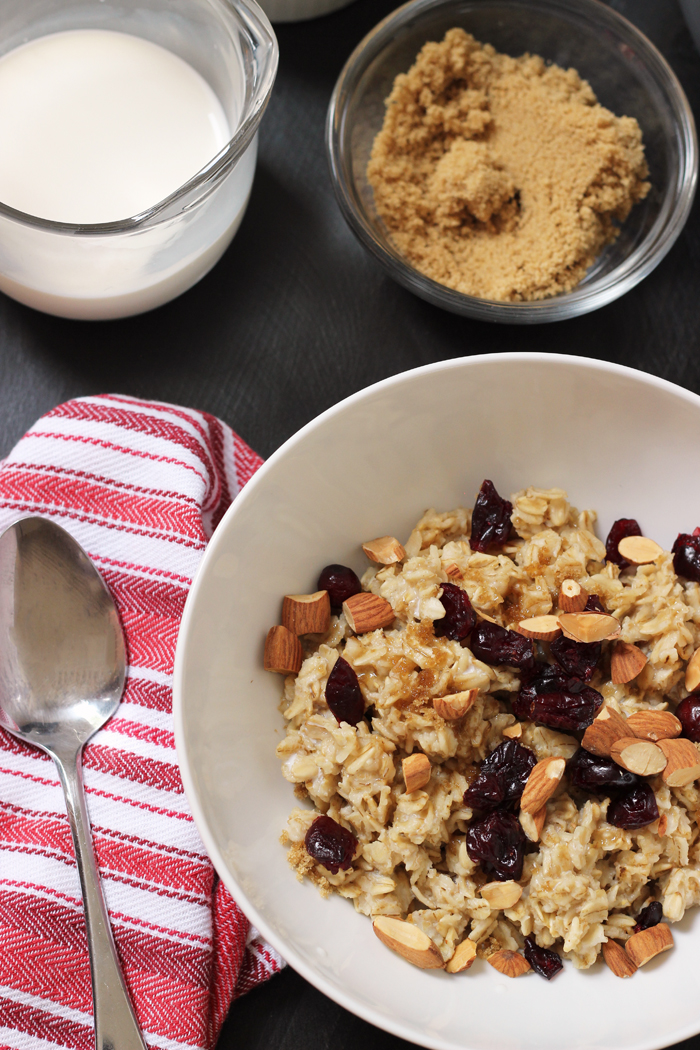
<box><xmin>0</xmin><ymin>516</ymin><xmax>146</xmax><ymax>1050</ymax></box>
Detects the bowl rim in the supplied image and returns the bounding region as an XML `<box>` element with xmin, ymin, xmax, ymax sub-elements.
<box><xmin>326</xmin><ymin>0</ymin><xmax>698</xmax><ymax>324</ymax></box>
<box><xmin>174</xmin><ymin>352</ymin><xmax>700</xmax><ymax>1050</ymax></box>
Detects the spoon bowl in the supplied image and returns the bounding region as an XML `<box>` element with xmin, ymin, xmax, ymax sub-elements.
<box><xmin>0</xmin><ymin>516</ymin><xmax>145</xmax><ymax>1050</ymax></box>
<box><xmin>0</xmin><ymin>516</ymin><xmax>125</xmax><ymax>748</ymax></box>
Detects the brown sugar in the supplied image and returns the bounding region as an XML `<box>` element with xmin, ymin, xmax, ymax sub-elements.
<box><xmin>367</xmin><ymin>29</ymin><xmax>650</xmax><ymax>302</ymax></box>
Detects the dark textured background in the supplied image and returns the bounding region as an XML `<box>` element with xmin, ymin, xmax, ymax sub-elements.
<box><xmin>0</xmin><ymin>0</ymin><xmax>698</xmax><ymax>1045</ymax></box>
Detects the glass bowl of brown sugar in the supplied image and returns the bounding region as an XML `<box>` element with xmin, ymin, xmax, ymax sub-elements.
<box><xmin>326</xmin><ymin>0</ymin><xmax>697</xmax><ymax>323</ymax></box>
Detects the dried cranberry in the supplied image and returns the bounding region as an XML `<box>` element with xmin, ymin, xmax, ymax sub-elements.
<box><xmin>470</xmin><ymin>480</ymin><xmax>513</xmax><ymax>553</ymax></box>
<box><xmin>304</xmin><ymin>815</ymin><xmax>357</xmax><ymax>874</ymax></box>
<box><xmin>672</xmin><ymin>533</ymin><xmax>700</xmax><ymax>583</ymax></box>
<box><xmin>633</xmin><ymin>900</ymin><xmax>662</xmax><ymax>934</ymax></box>
<box><xmin>465</xmin><ymin>810</ymin><xmax>525</xmax><ymax>881</ymax></box>
<box><xmin>434</xmin><ymin>582</ymin><xmax>476</xmax><ymax>641</ymax></box>
<box><xmin>317</xmin><ymin>564</ymin><xmax>362</xmax><ymax>609</ymax></box>
<box><xmin>515</xmin><ymin>665</ymin><xmax>603</xmax><ymax>731</ymax></box>
<box><xmin>523</xmin><ymin>935</ymin><xmax>563</xmax><ymax>980</ymax></box>
<box><xmin>584</xmin><ymin>594</ymin><xmax>606</xmax><ymax>613</ymax></box>
<box><xmin>325</xmin><ymin>657</ymin><xmax>364</xmax><ymax>725</ymax></box>
<box><xmin>605</xmin><ymin>519</ymin><xmax>642</xmax><ymax>566</ymax></box>
<box><xmin>676</xmin><ymin>695</ymin><xmax>700</xmax><ymax>741</ymax></box>
<box><xmin>550</xmin><ymin>634</ymin><xmax>601</xmax><ymax>682</ymax></box>
<box><xmin>568</xmin><ymin>748</ymin><xmax>639</xmax><ymax>794</ymax></box>
<box><xmin>464</xmin><ymin>740</ymin><xmax>536</xmax><ymax>812</ymax></box>
<box><xmin>470</xmin><ymin>621</ymin><xmax>535</xmax><ymax>670</ymax></box>
<box><xmin>607</xmin><ymin>781</ymin><xmax>659</xmax><ymax>829</ymax></box>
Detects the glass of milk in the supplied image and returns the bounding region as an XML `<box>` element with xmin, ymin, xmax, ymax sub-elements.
<box><xmin>0</xmin><ymin>0</ymin><xmax>278</xmax><ymax>319</ymax></box>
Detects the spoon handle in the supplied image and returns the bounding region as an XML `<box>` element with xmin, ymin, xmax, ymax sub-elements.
<box><xmin>53</xmin><ymin>744</ymin><xmax>147</xmax><ymax>1050</ymax></box>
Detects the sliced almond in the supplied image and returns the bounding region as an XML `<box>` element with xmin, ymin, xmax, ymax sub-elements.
<box><xmin>487</xmin><ymin>949</ymin><xmax>531</xmax><ymax>978</ymax></box>
<box><xmin>263</xmin><ymin>625</ymin><xmax>303</xmax><ymax>675</ymax></box>
<box><xmin>480</xmin><ymin>881</ymin><xmax>522</xmax><ymax>910</ymax></box>
<box><xmin>444</xmin><ymin>562</ymin><xmax>464</xmax><ymax>580</ymax></box>
<box><xmin>521</xmin><ymin>757</ymin><xmax>565</xmax><ymax>814</ymax></box>
<box><xmin>625</xmin><ymin>923</ymin><xmax>673</xmax><ymax>967</ymax></box>
<box><xmin>582</xmin><ymin>705</ymin><xmax>630</xmax><ymax>758</ymax></box>
<box><xmin>446</xmin><ymin>938</ymin><xmax>477</xmax><ymax>973</ymax></box>
<box><xmin>343</xmin><ymin>592</ymin><xmax>395</xmax><ymax>633</ymax></box>
<box><xmin>362</xmin><ymin>535</ymin><xmax>406</xmax><ymax>565</ymax></box>
<box><xmin>618</xmin><ymin>535</ymin><xmax>664</xmax><ymax>565</ymax></box>
<box><xmin>558</xmin><ymin>579</ymin><xmax>587</xmax><ymax>613</ymax></box>
<box><xmin>558</xmin><ymin>612</ymin><xmax>621</xmax><ymax>644</ymax></box>
<box><xmin>658</xmin><ymin>737</ymin><xmax>700</xmax><ymax>787</ymax></box>
<box><xmin>686</xmin><ymin>647</ymin><xmax>700</xmax><ymax>693</ymax></box>
<box><xmin>282</xmin><ymin>590</ymin><xmax>331</xmax><ymax>635</ymax></box>
<box><xmin>433</xmin><ymin>689</ymin><xmax>478</xmax><ymax>721</ymax></box>
<box><xmin>520</xmin><ymin>804</ymin><xmax>546</xmax><ymax>843</ymax></box>
<box><xmin>502</xmin><ymin>723</ymin><xmax>522</xmax><ymax>740</ymax></box>
<box><xmin>516</xmin><ymin>615</ymin><xmax>561</xmax><ymax>641</ymax></box>
<box><xmin>372</xmin><ymin>916</ymin><xmax>444</xmax><ymax>969</ymax></box>
<box><xmin>610</xmin><ymin>737</ymin><xmax>667</xmax><ymax>777</ymax></box>
<box><xmin>627</xmin><ymin>710</ymin><xmax>681</xmax><ymax>743</ymax></box>
<box><xmin>602</xmin><ymin>939</ymin><xmax>638</xmax><ymax>978</ymax></box>
<box><xmin>611</xmin><ymin>642</ymin><xmax>647</xmax><ymax>685</ymax></box>
<box><xmin>402</xmin><ymin>753</ymin><xmax>431</xmax><ymax>793</ymax></box>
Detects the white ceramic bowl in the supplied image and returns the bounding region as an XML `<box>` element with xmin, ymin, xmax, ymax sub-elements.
<box><xmin>174</xmin><ymin>354</ymin><xmax>700</xmax><ymax>1050</ymax></box>
<box><xmin>257</xmin><ymin>0</ymin><xmax>355</xmax><ymax>22</ymax></box>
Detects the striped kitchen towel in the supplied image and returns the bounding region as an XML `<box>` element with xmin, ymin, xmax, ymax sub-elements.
<box><xmin>0</xmin><ymin>394</ymin><xmax>284</xmax><ymax>1050</ymax></box>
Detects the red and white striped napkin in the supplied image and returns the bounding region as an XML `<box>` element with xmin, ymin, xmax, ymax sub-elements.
<box><xmin>0</xmin><ymin>394</ymin><xmax>284</xmax><ymax>1050</ymax></box>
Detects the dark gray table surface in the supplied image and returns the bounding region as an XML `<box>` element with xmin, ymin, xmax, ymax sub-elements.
<box><xmin>1</xmin><ymin>0</ymin><xmax>698</xmax><ymax>1045</ymax></box>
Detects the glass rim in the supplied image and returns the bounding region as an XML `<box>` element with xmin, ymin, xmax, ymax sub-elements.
<box><xmin>326</xmin><ymin>0</ymin><xmax>699</xmax><ymax>324</ymax></box>
<box><xmin>0</xmin><ymin>0</ymin><xmax>278</xmax><ymax>237</ymax></box>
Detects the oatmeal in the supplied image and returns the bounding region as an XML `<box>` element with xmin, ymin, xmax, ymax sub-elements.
<box><xmin>266</xmin><ymin>482</ymin><xmax>700</xmax><ymax>977</ymax></box>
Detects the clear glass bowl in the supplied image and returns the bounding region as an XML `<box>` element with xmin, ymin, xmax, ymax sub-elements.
<box><xmin>0</xmin><ymin>0</ymin><xmax>277</xmax><ymax>320</ymax></box>
<box><xmin>326</xmin><ymin>0</ymin><xmax>698</xmax><ymax>323</ymax></box>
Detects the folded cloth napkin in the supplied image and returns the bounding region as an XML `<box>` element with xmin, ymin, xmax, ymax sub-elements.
<box><xmin>0</xmin><ymin>395</ymin><xmax>284</xmax><ymax>1050</ymax></box>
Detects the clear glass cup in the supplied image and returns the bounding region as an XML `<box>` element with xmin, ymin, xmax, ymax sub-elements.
<box><xmin>0</xmin><ymin>0</ymin><xmax>277</xmax><ymax>320</ymax></box>
<box><xmin>327</xmin><ymin>0</ymin><xmax>698</xmax><ymax>323</ymax></box>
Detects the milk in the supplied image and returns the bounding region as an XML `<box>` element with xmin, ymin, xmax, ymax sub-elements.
<box><xmin>0</xmin><ymin>28</ymin><xmax>257</xmax><ymax>319</ymax></box>
<box><xmin>0</xmin><ymin>30</ymin><xmax>231</xmax><ymax>224</ymax></box>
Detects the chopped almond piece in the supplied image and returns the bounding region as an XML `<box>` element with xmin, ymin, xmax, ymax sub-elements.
<box><xmin>264</xmin><ymin>625</ymin><xmax>303</xmax><ymax>675</ymax></box>
<box><xmin>487</xmin><ymin>949</ymin><xmax>531</xmax><ymax>978</ymax></box>
<box><xmin>520</xmin><ymin>805</ymin><xmax>546</xmax><ymax>843</ymax></box>
<box><xmin>611</xmin><ymin>642</ymin><xmax>647</xmax><ymax>685</ymax></box>
<box><xmin>362</xmin><ymin>535</ymin><xmax>406</xmax><ymax>565</ymax></box>
<box><xmin>446</xmin><ymin>938</ymin><xmax>477</xmax><ymax>973</ymax></box>
<box><xmin>343</xmin><ymin>592</ymin><xmax>395</xmax><ymax>633</ymax></box>
<box><xmin>373</xmin><ymin>916</ymin><xmax>444</xmax><ymax>969</ymax></box>
<box><xmin>480</xmin><ymin>881</ymin><xmax>522</xmax><ymax>909</ymax></box>
<box><xmin>625</xmin><ymin>923</ymin><xmax>673</xmax><ymax>967</ymax></box>
<box><xmin>433</xmin><ymin>690</ymin><xmax>478</xmax><ymax>721</ymax></box>
<box><xmin>627</xmin><ymin>710</ymin><xmax>681</xmax><ymax>742</ymax></box>
<box><xmin>610</xmin><ymin>737</ymin><xmax>667</xmax><ymax>776</ymax></box>
<box><xmin>657</xmin><ymin>814</ymin><xmax>668</xmax><ymax>837</ymax></box>
<box><xmin>603</xmin><ymin>939</ymin><xmax>637</xmax><ymax>978</ymax></box>
<box><xmin>658</xmin><ymin>738</ymin><xmax>700</xmax><ymax>787</ymax></box>
<box><xmin>558</xmin><ymin>612</ymin><xmax>621</xmax><ymax>643</ymax></box>
<box><xmin>558</xmin><ymin>579</ymin><xmax>587</xmax><ymax>613</ymax></box>
<box><xmin>686</xmin><ymin>647</ymin><xmax>700</xmax><ymax>693</ymax></box>
<box><xmin>282</xmin><ymin>590</ymin><xmax>331</xmax><ymax>635</ymax></box>
<box><xmin>444</xmin><ymin>562</ymin><xmax>463</xmax><ymax>579</ymax></box>
<box><xmin>581</xmin><ymin>705</ymin><xmax>630</xmax><ymax>758</ymax></box>
<box><xmin>502</xmin><ymin>723</ymin><xmax>522</xmax><ymax>739</ymax></box>
<box><xmin>617</xmin><ymin>535</ymin><xmax>664</xmax><ymax>565</ymax></box>
<box><xmin>521</xmin><ymin>757</ymin><xmax>565</xmax><ymax>814</ymax></box>
<box><xmin>403</xmin><ymin>753</ymin><xmax>431</xmax><ymax>793</ymax></box>
<box><xmin>516</xmin><ymin>615</ymin><xmax>561</xmax><ymax>641</ymax></box>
